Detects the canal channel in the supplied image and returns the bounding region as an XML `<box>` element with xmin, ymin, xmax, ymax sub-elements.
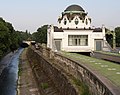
<box><xmin>0</xmin><ymin>48</ymin><xmax>23</xmax><ymax>95</ymax></box>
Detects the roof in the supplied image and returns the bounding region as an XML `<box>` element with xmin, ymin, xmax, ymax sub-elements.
<box><xmin>64</xmin><ymin>5</ymin><xmax>85</xmax><ymax>12</ymax></box>
<box><xmin>63</xmin><ymin>27</ymin><xmax>93</xmax><ymax>30</ymax></box>
<box><xmin>54</xmin><ymin>26</ymin><xmax>63</xmax><ymax>32</ymax></box>
<box><xmin>54</xmin><ymin>26</ymin><xmax>93</xmax><ymax>32</ymax></box>
<box><xmin>54</xmin><ymin>26</ymin><xmax>103</xmax><ymax>32</ymax></box>
<box><xmin>93</xmin><ymin>28</ymin><xmax>102</xmax><ymax>32</ymax></box>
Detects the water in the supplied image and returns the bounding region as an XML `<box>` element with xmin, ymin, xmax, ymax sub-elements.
<box><xmin>0</xmin><ymin>48</ymin><xmax>23</xmax><ymax>95</ymax></box>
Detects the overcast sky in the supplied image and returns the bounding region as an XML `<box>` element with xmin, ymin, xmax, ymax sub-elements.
<box><xmin>0</xmin><ymin>0</ymin><xmax>120</xmax><ymax>33</ymax></box>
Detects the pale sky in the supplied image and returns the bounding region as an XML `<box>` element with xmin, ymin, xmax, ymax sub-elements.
<box><xmin>0</xmin><ymin>0</ymin><xmax>120</xmax><ymax>33</ymax></box>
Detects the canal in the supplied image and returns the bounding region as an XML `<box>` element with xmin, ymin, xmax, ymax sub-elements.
<box><xmin>0</xmin><ymin>48</ymin><xmax>23</xmax><ymax>95</ymax></box>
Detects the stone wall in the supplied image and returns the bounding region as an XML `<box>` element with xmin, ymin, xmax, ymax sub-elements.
<box><xmin>37</xmin><ymin>45</ymin><xmax>119</xmax><ymax>95</ymax></box>
<box><xmin>27</xmin><ymin>45</ymin><xmax>120</xmax><ymax>95</ymax></box>
<box><xmin>27</xmin><ymin>47</ymin><xmax>78</xmax><ymax>95</ymax></box>
<box><xmin>54</xmin><ymin>53</ymin><xmax>113</xmax><ymax>95</ymax></box>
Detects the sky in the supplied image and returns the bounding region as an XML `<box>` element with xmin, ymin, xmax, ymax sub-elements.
<box><xmin>0</xmin><ymin>0</ymin><xmax>120</xmax><ymax>33</ymax></box>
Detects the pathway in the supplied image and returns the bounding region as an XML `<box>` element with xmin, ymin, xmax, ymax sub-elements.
<box><xmin>17</xmin><ymin>49</ymin><xmax>40</xmax><ymax>95</ymax></box>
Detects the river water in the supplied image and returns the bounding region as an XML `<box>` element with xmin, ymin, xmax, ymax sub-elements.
<box><xmin>0</xmin><ymin>48</ymin><xmax>23</xmax><ymax>95</ymax></box>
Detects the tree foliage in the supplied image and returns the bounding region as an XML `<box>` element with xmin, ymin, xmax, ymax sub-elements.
<box><xmin>0</xmin><ymin>17</ymin><xmax>31</xmax><ymax>59</ymax></box>
<box><xmin>115</xmin><ymin>27</ymin><xmax>120</xmax><ymax>47</ymax></box>
<box><xmin>32</xmin><ymin>25</ymin><xmax>48</xmax><ymax>43</ymax></box>
<box><xmin>0</xmin><ymin>18</ymin><xmax>13</xmax><ymax>58</ymax></box>
<box><xmin>106</xmin><ymin>34</ymin><xmax>113</xmax><ymax>47</ymax></box>
<box><xmin>106</xmin><ymin>27</ymin><xmax>120</xmax><ymax>47</ymax></box>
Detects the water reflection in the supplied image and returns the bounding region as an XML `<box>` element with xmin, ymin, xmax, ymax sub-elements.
<box><xmin>0</xmin><ymin>48</ymin><xmax>23</xmax><ymax>95</ymax></box>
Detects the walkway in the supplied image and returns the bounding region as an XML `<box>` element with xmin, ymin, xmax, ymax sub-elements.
<box><xmin>17</xmin><ymin>49</ymin><xmax>40</xmax><ymax>95</ymax></box>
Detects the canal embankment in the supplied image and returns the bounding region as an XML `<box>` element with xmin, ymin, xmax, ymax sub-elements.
<box><xmin>27</xmin><ymin>47</ymin><xmax>82</xmax><ymax>95</ymax></box>
<box><xmin>17</xmin><ymin>48</ymin><xmax>40</xmax><ymax>95</ymax></box>
<box><xmin>33</xmin><ymin>45</ymin><xmax>120</xmax><ymax>95</ymax></box>
<box><xmin>17</xmin><ymin>45</ymin><xmax>120</xmax><ymax>95</ymax></box>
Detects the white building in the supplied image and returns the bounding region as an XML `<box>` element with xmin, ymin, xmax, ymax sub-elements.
<box><xmin>47</xmin><ymin>4</ymin><xmax>110</xmax><ymax>52</ymax></box>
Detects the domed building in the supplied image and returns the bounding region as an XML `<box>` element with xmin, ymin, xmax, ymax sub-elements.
<box><xmin>58</xmin><ymin>5</ymin><xmax>91</xmax><ymax>29</ymax></box>
<box><xmin>47</xmin><ymin>4</ymin><xmax>110</xmax><ymax>52</ymax></box>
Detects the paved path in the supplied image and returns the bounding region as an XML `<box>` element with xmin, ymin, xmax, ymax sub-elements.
<box><xmin>17</xmin><ymin>49</ymin><xmax>40</xmax><ymax>95</ymax></box>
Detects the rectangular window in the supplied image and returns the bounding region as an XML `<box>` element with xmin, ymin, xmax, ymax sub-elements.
<box><xmin>68</xmin><ymin>35</ymin><xmax>88</xmax><ymax>46</ymax></box>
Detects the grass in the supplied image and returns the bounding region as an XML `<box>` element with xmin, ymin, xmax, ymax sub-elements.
<box><xmin>62</xmin><ymin>52</ymin><xmax>120</xmax><ymax>87</ymax></box>
<box><xmin>18</xmin><ymin>68</ymin><xmax>22</xmax><ymax>76</ymax></box>
<box><xmin>73</xmin><ymin>78</ymin><xmax>90</xmax><ymax>95</ymax></box>
<box><xmin>18</xmin><ymin>49</ymin><xmax>25</xmax><ymax>76</ymax></box>
<box><xmin>41</xmin><ymin>83</ymin><xmax>49</xmax><ymax>89</ymax></box>
<box><xmin>18</xmin><ymin>55</ymin><xmax>22</xmax><ymax>76</ymax></box>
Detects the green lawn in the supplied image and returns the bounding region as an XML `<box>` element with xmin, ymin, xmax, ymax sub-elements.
<box><xmin>62</xmin><ymin>52</ymin><xmax>120</xmax><ymax>87</ymax></box>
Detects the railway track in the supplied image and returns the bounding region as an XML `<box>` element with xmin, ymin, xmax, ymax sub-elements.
<box><xmin>91</xmin><ymin>51</ymin><xmax>120</xmax><ymax>64</ymax></box>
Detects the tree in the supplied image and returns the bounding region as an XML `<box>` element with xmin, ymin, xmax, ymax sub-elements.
<box><xmin>0</xmin><ymin>19</ymin><xmax>10</xmax><ymax>55</ymax></box>
<box><xmin>0</xmin><ymin>17</ymin><xmax>32</xmax><ymax>59</ymax></box>
<box><xmin>32</xmin><ymin>25</ymin><xmax>48</xmax><ymax>43</ymax></box>
<box><xmin>115</xmin><ymin>27</ymin><xmax>120</xmax><ymax>47</ymax></box>
<box><xmin>106</xmin><ymin>27</ymin><xmax>120</xmax><ymax>48</ymax></box>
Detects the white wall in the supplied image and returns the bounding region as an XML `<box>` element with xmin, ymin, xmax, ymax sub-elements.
<box><xmin>54</xmin><ymin>32</ymin><xmax>63</xmax><ymax>39</ymax></box>
<box><xmin>53</xmin><ymin>30</ymin><xmax>105</xmax><ymax>52</ymax></box>
<box><xmin>48</xmin><ymin>25</ymin><xmax>106</xmax><ymax>52</ymax></box>
<box><xmin>61</xmin><ymin>30</ymin><xmax>93</xmax><ymax>52</ymax></box>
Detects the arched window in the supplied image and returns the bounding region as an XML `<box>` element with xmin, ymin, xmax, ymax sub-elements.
<box><xmin>64</xmin><ymin>18</ymin><xmax>67</xmax><ymax>25</ymax></box>
<box><xmin>86</xmin><ymin>19</ymin><xmax>88</xmax><ymax>25</ymax></box>
<box><xmin>75</xmin><ymin>18</ymin><xmax>79</xmax><ymax>25</ymax></box>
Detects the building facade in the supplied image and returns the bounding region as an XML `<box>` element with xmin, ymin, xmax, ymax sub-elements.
<box><xmin>47</xmin><ymin>4</ymin><xmax>110</xmax><ymax>52</ymax></box>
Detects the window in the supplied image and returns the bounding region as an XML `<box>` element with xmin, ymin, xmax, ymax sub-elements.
<box><xmin>68</xmin><ymin>35</ymin><xmax>88</xmax><ymax>46</ymax></box>
<box><xmin>86</xmin><ymin>19</ymin><xmax>88</xmax><ymax>25</ymax></box>
<box><xmin>75</xmin><ymin>18</ymin><xmax>79</xmax><ymax>25</ymax></box>
<box><xmin>64</xmin><ymin>18</ymin><xmax>67</xmax><ymax>25</ymax></box>
<box><xmin>82</xmin><ymin>20</ymin><xmax>84</xmax><ymax>23</ymax></box>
